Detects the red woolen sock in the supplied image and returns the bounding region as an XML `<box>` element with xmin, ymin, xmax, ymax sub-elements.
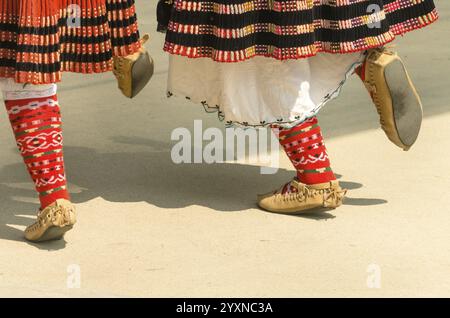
<box><xmin>5</xmin><ymin>95</ymin><xmax>70</xmax><ymax>209</ymax></box>
<box><xmin>355</xmin><ymin>60</ymin><xmax>367</xmax><ymax>81</ymax></box>
<box><xmin>274</xmin><ymin>117</ymin><xmax>336</xmax><ymax>185</ymax></box>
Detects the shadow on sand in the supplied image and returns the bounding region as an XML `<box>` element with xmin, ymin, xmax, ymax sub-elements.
<box><xmin>0</xmin><ymin>138</ymin><xmax>387</xmax><ymax>248</ymax></box>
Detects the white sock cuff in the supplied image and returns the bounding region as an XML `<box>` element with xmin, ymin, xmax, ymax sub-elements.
<box><xmin>0</xmin><ymin>78</ymin><xmax>57</xmax><ymax>100</ymax></box>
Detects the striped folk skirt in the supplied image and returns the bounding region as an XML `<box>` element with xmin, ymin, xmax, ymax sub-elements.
<box><xmin>166</xmin><ymin>0</ymin><xmax>438</xmax><ymax>127</ymax></box>
<box><xmin>0</xmin><ymin>0</ymin><xmax>141</xmax><ymax>84</ymax></box>
<box><xmin>164</xmin><ymin>0</ymin><xmax>438</xmax><ymax>62</ymax></box>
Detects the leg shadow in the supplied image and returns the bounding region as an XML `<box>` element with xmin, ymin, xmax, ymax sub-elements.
<box><xmin>0</xmin><ymin>139</ymin><xmax>387</xmax><ymax>244</ymax></box>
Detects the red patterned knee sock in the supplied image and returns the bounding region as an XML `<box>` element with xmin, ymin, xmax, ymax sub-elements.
<box><xmin>274</xmin><ymin>117</ymin><xmax>336</xmax><ymax>185</ymax></box>
<box><xmin>355</xmin><ymin>60</ymin><xmax>367</xmax><ymax>81</ymax></box>
<box><xmin>5</xmin><ymin>94</ymin><xmax>70</xmax><ymax>209</ymax></box>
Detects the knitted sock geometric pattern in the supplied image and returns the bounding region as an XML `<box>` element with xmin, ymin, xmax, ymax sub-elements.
<box><xmin>5</xmin><ymin>94</ymin><xmax>70</xmax><ymax>209</ymax></box>
<box><xmin>275</xmin><ymin>117</ymin><xmax>336</xmax><ymax>185</ymax></box>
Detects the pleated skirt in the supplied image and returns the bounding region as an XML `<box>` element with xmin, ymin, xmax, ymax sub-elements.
<box><xmin>164</xmin><ymin>0</ymin><xmax>438</xmax><ymax>62</ymax></box>
<box><xmin>0</xmin><ymin>0</ymin><xmax>141</xmax><ymax>84</ymax></box>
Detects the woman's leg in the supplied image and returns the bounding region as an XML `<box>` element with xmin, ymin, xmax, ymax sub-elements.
<box><xmin>2</xmin><ymin>80</ymin><xmax>76</xmax><ymax>242</ymax></box>
<box><xmin>276</xmin><ymin>117</ymin><xmax>336</xmax><ymax>187</ymax></box>
<box><xmin>3</xmin><ymin>82</ymin><xmax>69</xmax><ymax>208</ymax></box>
<box><xmin>258</xmin><ymin>117</ymin><xmax>346</xmax><ymax>214</ymax></box>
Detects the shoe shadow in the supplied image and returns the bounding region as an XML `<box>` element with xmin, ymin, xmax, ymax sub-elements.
<box><xmin>335</xmin><ymin>175</ymin><xmax>388</xmax><ymax>206</ymax></box>
<box><xmin>0</xmin><ymin>138</ymin><xmax>387</xmax><ymax>245</ymax></box>
<box><xmin>344</xmin><ymin>197</ymin><xmax>388</xmax><ymax>206</ymax></box>
<box><xmin>261</xmin><ymin>207</ymin><xmax>338</xmax><ymax>220</ymax></box>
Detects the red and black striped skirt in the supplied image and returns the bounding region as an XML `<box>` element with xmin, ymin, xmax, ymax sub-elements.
<box><xmin>0</xmin><ymin>0</ymin><xmax>141</xmax><ymax>84</ymax></box>
<box><xmin>163</xmin><ymin>0</ymin><xmax>438</xmax><ymax>62</ymax></box>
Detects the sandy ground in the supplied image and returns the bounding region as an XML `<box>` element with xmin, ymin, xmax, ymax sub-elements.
<box><xmin>0</xmin><ymin>1</ymin><xmax>449</xmax><ymax>297</ymax></box>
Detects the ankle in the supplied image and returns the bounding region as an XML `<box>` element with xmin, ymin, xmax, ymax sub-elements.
<box><xmin>40</xmin><ymin>190</ymin><xmax>70</xmax><ymax>210</ymax></box>
<box><xmin>297</xmin><ymin>171</ymin><xmax>336</xmax><ymax>185</ymax></box>
<box><xmin>355</xmin><ymin>61</ymin><xmax>366</xmax><ymax>81</ymax></box>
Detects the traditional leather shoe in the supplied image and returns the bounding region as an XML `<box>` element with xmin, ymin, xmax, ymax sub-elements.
<box><xmin>113</xmin><ymin>34</ymin><xmax>154</xmax><ymax>98</ymax></box>
<box><xmin>359</xmin><ymin>47</ymin><xmax>423</xmax><ymax>151</ymax></box>
<box><xmin>24</xmin><ymin>199</ymin><xmax>77</xmax><ymax>242</ymax></box>
<box><xmin>257</xmin><ymin>179</ymin><xmax>346</xmax><ymax>214</ymax></box>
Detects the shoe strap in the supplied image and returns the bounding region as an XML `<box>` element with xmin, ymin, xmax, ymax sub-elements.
<box><xmin>290</xmin><ymin>179</ymin><xmax>306</xmax><ymax>191</ymax></box>
<box><xmin>306</xmin><ymin>180</ymin><xmax>340</xmax><ymax>190</ymax></box>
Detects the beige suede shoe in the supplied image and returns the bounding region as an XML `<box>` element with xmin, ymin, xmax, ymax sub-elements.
<box><xmin>360</xmin><ymin>47</ymin><xmax>423</xmax><ymax>151</ymax></box>
<box><xmin>24</xmin><ymin>199</ymin><xmax>77</xmax><ymax>242</ymax></box>
<box><xmin>113</xmin><ymin>34</ymin><xmax>154</xmax><ymax>98</ymax></box>
<box><xmin>257</xmin><ymin>179</ymin><xmax>346</xmax><ymax>214</ymax></box>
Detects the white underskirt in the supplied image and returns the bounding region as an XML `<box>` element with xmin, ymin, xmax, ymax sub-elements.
<box><xmin>0</xmin><ymin>78</ymin><xmax>56</xmax><ymax>100</ymax></box>
<box><xmin>167</xmin><ymin>52</ymin><xmax>364</xmax><ymax>127</ymax></box>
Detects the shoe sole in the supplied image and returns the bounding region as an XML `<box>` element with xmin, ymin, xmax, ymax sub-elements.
<box><xmin>257</xmin><ymin>203</ymin><xmax>337</xmax><ymax>215</ymax></box>
<box><xmin>260</xmin><ymin>208</ymin><xmax>336</xmax><ymax>215</ymax></box>
<box><xmin>384</xmin><ymin>59</ymin><xmax>423</xmax><ymax>149</ymax></box>
<box><xmin>29</xmin><ymin>225</ymin><xmax>74</xmax><ymax>243</ymax></box>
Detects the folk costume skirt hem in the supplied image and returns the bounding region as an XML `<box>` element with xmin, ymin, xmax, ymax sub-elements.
<box><xmin>0</xmin><ymin>0</ymin><xmax>141</xmax><ymax>84</ymax></box>
<box><xmin>163</xmin><ymin>0</ymin><xmax>438</xmax><ymax>62</ymax></box>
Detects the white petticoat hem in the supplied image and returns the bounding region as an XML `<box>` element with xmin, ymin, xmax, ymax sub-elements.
<box><xmin>167</xmin><ymin>54</ymin><xmax>365</xmax><ymax>128</ymax></box>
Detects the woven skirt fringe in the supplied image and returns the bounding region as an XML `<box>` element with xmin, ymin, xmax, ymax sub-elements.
<box><xmin>0</xmin><ymin>0</ymin><xmax>141</xmax><ymax>84</ymax></box>
<box><xmin>164</xmin><ymin>0</ymin><xmax>438</xmax><ymax>62</ymax></box>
